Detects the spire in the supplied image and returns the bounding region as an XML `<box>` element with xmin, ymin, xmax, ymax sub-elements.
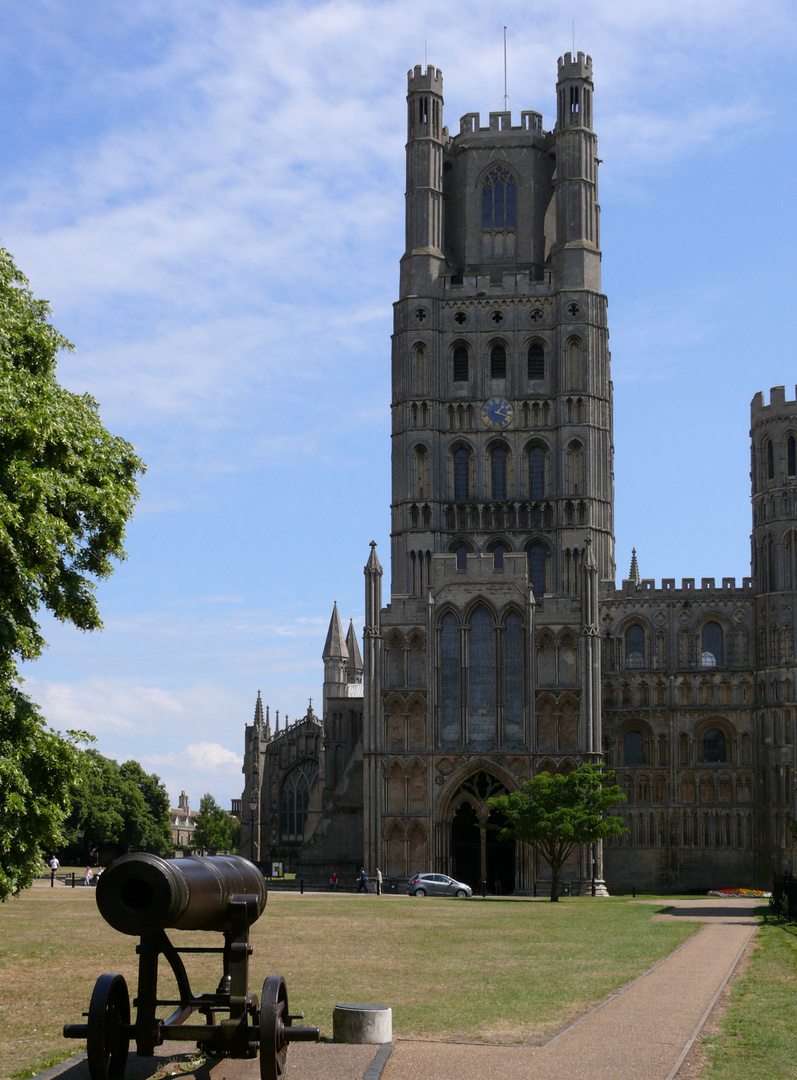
<box><xmin>629</xmin><ymin>547</ymin><xmax>640</xmax><ymax>587</ymax></box>
<box><xmin>346</xmin><ymin>619</ymin><xmax>363</xmax><ymax>683</ymax></box>
<box><xmin>322</xmin><ymin>601</ymin><xmax>349</xmax><ymax>661</ymax></box>
<box><xmin>265</xmin><ymin>703</ymin><xmax>271</xmax><ymax>740</ymax></box>
<box><xmin>253</xmin><ymin>689</ymin><xmax>265</xmax><ymax>732</ymax></box>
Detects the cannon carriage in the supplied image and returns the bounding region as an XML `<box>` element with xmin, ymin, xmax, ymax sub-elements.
<box><xmin>64</xmin><ymin>853</ymin><xmax>318</xmax><ymax>1080</ymax></box>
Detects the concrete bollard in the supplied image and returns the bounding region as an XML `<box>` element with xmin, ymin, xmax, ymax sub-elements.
<box><xmin>333</xmin><ymin>1003</ymin><xmax>392</xmax><ymax>1044</ymax></box>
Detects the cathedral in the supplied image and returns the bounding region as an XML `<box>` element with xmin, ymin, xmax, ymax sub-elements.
<box><xmin>241</xmin><ymin>53</ymin><xmax>796</xmax><ymax>895</ymax></box>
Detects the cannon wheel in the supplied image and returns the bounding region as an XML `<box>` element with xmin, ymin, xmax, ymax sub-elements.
<box><xmin>86</xmin><ymin>974</ymin><xmax>130</xmax><ymax>1080</ymax></box>
<box><xmin>259</xmin><ymin>975</ymin><xmax>290</xmax><ymax>1080</ymax></box>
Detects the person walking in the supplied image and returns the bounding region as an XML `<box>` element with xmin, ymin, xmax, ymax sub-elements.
<box><xmin>375</xmin><ymin>868</ymin><xmax>383</xmax><ymax>895</ymax></box>
<box><xmin>356</xmin><ymin>867</ymin><xmax>368</xmax><ymax>893</ymax></box>
<box><xmin>48</xmin><ymin>855</ymin><xmax>60</xmax><ymax>887</ymax></box>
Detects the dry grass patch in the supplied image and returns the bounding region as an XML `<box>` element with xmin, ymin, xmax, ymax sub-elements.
<box><xmin>0</xmin><ymin>888</ymin><xmax>698</xmax><ymax>1080</ymax></box>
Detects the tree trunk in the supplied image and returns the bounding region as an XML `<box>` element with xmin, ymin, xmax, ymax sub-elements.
<box><xmin>549</xmin><ymin>862</ymin><xmax>560</xmax><ymax>901</ymax></box>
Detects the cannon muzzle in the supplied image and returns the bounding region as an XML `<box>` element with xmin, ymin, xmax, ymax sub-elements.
<box><xmin>96</xmin><ymin>853</ymin><xmax>267</xmax><ymax>935</ymax></box>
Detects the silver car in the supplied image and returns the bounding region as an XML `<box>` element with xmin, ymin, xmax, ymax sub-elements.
<box><xmin>407</xmin><ymin>873</ymin><xmax>472</xmax><ymax>897</ymax></box>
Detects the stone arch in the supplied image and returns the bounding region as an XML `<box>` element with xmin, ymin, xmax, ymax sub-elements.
<box><xmin>407</xmin><ymin>630</ymin><xmax>426</xmax><ymax>687</ymax></box>
<box><xmin>558</xmin><ymin>629</ymin><xmax>578</xmax><ymax>687</ymax></box>
<box><xmin>384</xmin><ymin>820</ymin><xmax>405</xmax><ymax>878</ymax></box>
<box><xmin>406</xmin><ymin>695</ymin><xmax>426</xmax><ymax>749</ymax></box>
<box><xmin>558</xmin><ymin>694</ymin><xmax>579</xmax><ymax>750</ymax></box>
<box><xmin>385</xmin><ymin>760</ymin><xmax>406</xmax><ymax>814</ymax></box>
<box><xmin>385</xmin><ymin>630</ymin><xmax>405</xmax><ymax>688</ymax></box>
<box><xmin>437</xmin><ymin>762</ymin><xmax>519</xmax><ymax>893</ymax></box>
<box><xmin>408</xmin><ymin>821</ymin><xmax>427</xmax><ymax>874</ymax></box>
<box><xmin>536</xmin><ymin>629</ymin><xmax>556</xmax><ymax>687</ymax></box>
<box><xmin>536</xmin><ymin>693</ymin><xmax>556</xmax><ymax>752</ymax></box>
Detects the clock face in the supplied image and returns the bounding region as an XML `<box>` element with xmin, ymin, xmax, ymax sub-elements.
<box><xmin>481</xmin><ymin>396</ymin><xmax>514</xmax><ymax>430</ymax></box>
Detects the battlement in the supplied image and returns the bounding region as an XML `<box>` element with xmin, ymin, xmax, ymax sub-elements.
<box><xmin>407</xmin><ymin>64</ymin><xmax>443</xmax><ymax>94</ymax></box>
<box><xmin>751</xmin><ymin>385</ymin><xmax>797</xmax><ymax>417</ymax></box>
<box><xmin>458</xmin><ymin>110</ymin><xmax>544</xmax><ymax>137</ymax></box>
<box><xmin>614</xmin><ymin>576</ymin><xmax>753</xmax><ymax>596</ymax></box>
<box><xmin>557</xmin><ymin>51</ymin><xmax>592</xmax><ymax>80</ymax></box>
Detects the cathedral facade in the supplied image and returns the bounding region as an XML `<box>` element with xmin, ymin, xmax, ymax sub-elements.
<box><xmin>242</xmin><ymin>54</ymin><xmax>796</xmax><ymax>894</ymax></box>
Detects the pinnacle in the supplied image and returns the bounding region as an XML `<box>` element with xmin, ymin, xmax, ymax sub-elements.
<box><xmin>322</xmin><ymin>601</ymin><xmax>349</xmax><ymax>660</ymax></box>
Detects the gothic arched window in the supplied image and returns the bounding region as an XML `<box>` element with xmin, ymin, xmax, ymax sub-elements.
<box><xmin>488</xmin><ymin>540</ymin><xmax>509</xmax><ymax>568</ymax></box>
<box><xmin>624</xmin><ymin>730</ymin><xmax>644</xmax><ymax>765</ymax></box>
<box><xmin>481</xmin><ymin>164</ymin><xmax>517</xmax><ymax>260</ymax></box>
<box><xmin>625</xmin><ymin>624</ymin><xmax>645</xmax><ymax>669</ymax></box>
<box><xmin>567</xmin><ymin>440</ymin><xmax>585</xmax><ymax>494</ymax></box>
<box><xmin>527</xmin><ymin>542</ymin><xmax>547</xmax><ymax>597</ymax></box>
<box><xmin>528</xmin><ymin>342</ymin><xmax>545</xmax><ymax>380</ymax></box>
<box><xmin>453</xmin><ymin>447</ymin><xmax>470</xmax><ymax>501</ymax></box>
<box><xmin>703</xmin><ymin>728</ymin><xmax>727</xmax><ymax>763</ymax></box>
<box><xmin>766</xmin><ymin>438</ymin><xmax>775</xmax><ymax>481</ymax></box>
<box><xmin>529</xmin><ymin>444</ymin><xmax>547</xmax><ymax>498</ymax></box>
<box><xmin>440</xmin><ymin>612</ymin><xmax>460</xmax><ymax>747</ymax></box>
<box><xmin>789</xmin><ymin>435</ymin><xmax>796</xmax><ymax>477</ymax></box>
<box><xmin>490</xmin><ymin>344</ymin><xmax>507</xmax><ymax>379</ymax></box>
<box><xmin>491</xmin><ymin>446</ymin><xmax>507</xmax><ymax>499</ymax></box>
<box><xmin>701</xmin><ymin>621</ymin><xmax>724</xmax><ymax>667</ymax></box>
<box><xmin>566</xmin><ymin>339</ymin><xmax>583</xmax><ymax>390</ymax></box>
<box><xmin>453</xmin><ymin>345</ymin><xmax>469</xmax><ymax>383</ymax></box>
<box><xmin>451</xmin><ymin>541</ymin><xmax>470</xmax><ymax>571</ymax></box>
<box><xmin>279</xmin><ymin>760</ymin><xmax>318</xmax><ymax>842</ymax></box>
<box><xmin>414</xmin><ymin>445</ymin><xmax>428</xmax><ymax>499</ymax></box>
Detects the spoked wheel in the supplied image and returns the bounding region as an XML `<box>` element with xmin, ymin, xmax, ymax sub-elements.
<box><xmin>86</xmin><ymin>974</ymin><xmax>131</xmax><ymax>1080</ymax></box>
<box><xmin>259</xmin><ymin>975</ymin><xmax>290</xmax><ymax>1080</ymax></box>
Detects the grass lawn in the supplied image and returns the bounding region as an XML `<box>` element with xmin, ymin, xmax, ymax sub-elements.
<box><xmin>702</xmin><ymin>909</ymin><xmax>797</xmax><ymax>1080</ymax></box>
<box><xmin>0</xmin><ymin>888</ymin><xmax>699</xmax><ymax>1080</ymax></box>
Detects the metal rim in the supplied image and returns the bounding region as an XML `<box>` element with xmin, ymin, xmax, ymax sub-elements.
<box><xmin>415</xmin><ymin>887</ymin><xmax>426</xmax><ymax>897</ymax></box>
<box><xmin>456</xmin><ymin>889</ymin><xmax>467</xmax><ymax>897</ymax></box>
<box><xmin>259</xmin><ymin>975</ymin><xmax>289</xmax><ymax>1080</ymax></box>
<box><xmin>86</xmin><ymin>974</ymin><xmax>130</xmax><ymax>1080</ymax></box>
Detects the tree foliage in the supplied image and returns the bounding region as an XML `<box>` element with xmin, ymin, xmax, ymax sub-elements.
<box><xmin>483</xmin><ymin>763</ymin><xmax>627</xmax><ymax>901</ymax></box>
<box><xmin>0</xmin><ymin>688</ymin><xmax>85</xmax><ymax>899</ymax></box>
<box><xmin>0</xmin><ymin>247</ymin><xmax>144</xmax><ymax>683</ymax></box>
<box><xmin>64</xmin><ymin>751</ymin><xmax>172</xmax><ymax>861</ymax></box>
<box><xmin>0</xmin><ymin>246</ymin><xmax>145</xmax><ymax>896</ymax></box>
<box><xmin>192</xmin><ymin>793</ymin><xmax>237</xmax><ymax>855</ymax></box>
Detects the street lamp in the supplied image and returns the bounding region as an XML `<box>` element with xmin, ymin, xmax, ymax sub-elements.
<box><xmin>248</xmin><ymin>796</ymin><xmax>259</xmax><ymax>864</ymax></box>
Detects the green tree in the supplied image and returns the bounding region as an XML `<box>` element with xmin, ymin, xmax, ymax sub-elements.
<box><xmin>192</xmin><ymin>793</ymin><xmax>236</xmax><ymax>855</ymax></box>
<box><xmin>0</xmin><ymin>688</ymin><xmax>85</xmax><ymax>899</ymax></box>
<box><xmin>483</xmin><ymin>763</ymin><xmax>627</xmax><ymax>901</ymax></box>
<box><xmin>0</xmin><ymin>246</ymin><xmax>145</xmax><ymax>896</ymax></box>
<box><xmin>64</xmin><ymin>751</ymin><xmax>172</xmax><ymax>861</ymax></box>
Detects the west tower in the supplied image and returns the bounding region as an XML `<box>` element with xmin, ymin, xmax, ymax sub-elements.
<box><xmin>364</xmin><ymin>55</ymin><xmax>614</xmax><ymax>893</ymax></box>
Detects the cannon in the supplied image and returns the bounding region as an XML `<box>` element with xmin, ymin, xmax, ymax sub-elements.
<box><xmin>64</xmin><ymin>853</ymin><xmax>319</xmax><ymax>1080</ymax></box>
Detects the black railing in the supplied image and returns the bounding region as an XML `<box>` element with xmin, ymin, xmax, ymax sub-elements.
<box><xmin>770</xmin><ymin>876</ymin><xmax>797</xmax><ymax>921</ymax></box>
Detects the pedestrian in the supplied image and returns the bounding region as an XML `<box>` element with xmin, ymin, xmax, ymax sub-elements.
<box><xmin>48</xmin><ymin>855</ymin><xmax>60</xmax><ymax>887</ymax></box>
<box><xmin>375</xmin><ymin>867</ymin><xmax>382</xmax><ymax>896</ymax></box>
<box><xmin>84</xmin><ymin>866</ymin><xmax>94</xmax><ymax>887</ymax></box>
<box><xmin>356</xmin><ymin>867</ymin><xmax>368</xmax><ymax>893</ymax></box>
<box><xmin>330</xmin><ymin>871</ymin><xmax>339</xmax><ymax>891</ymax></box>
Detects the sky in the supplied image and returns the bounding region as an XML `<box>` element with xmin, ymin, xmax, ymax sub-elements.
<box><xmin>2</xmin><ymin>0</ymin><xmax>797</xmax><ymax>810</ymax></box>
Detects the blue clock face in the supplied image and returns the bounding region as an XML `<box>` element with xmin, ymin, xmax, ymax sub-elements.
<box><xmin>481</xmin><ymin>396</ymin><xmax>513</xmax><ymax>430</ymax></box>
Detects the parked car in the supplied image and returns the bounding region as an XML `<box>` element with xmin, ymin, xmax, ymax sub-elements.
<box><xmin>407</xmin><ymin>873</ymin><xmax>472</xmax><ymax>898</ymax></box>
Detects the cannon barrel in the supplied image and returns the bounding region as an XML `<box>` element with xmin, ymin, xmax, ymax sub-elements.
<box><xmin>96</xmin><ymin>853</ymin><xmax>267</xmax><ymax>935</ymax></box>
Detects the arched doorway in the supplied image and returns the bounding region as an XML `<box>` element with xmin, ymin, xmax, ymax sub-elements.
<box><xmin>448</xmin><ymin>771</ymin><xmax>515</xmax><ymax>894</ymax></box>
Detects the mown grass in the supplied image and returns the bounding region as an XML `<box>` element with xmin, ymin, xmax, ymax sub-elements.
<box><xmin>702</xmin><ymin>909</ymin><xmax>797</xmax><ymax>1080</ymax></box>
<box><xmin>0</xmin><ymin>888</ymin><xmax>699</xmax><ymax>1079</ymax></box>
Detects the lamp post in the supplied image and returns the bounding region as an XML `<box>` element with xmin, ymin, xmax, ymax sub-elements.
<box><xmin>248</xmin><ymin>796</ymin><xmax>259</xmax><ymax>864</ymax></box>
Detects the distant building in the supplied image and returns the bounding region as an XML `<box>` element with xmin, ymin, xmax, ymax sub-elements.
<box><xmin>170</xmin><ymin>790</ymin><xmax>199</xmax><ymax>849</ymax></box>
<box><xmin>242</xmin><ymin>53</ymin><xmax>796</xmax><ymax>894</ymax></box>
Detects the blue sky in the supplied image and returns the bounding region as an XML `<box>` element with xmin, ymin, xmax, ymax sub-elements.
<box><xmin>3</xmin><ymin>0</ymin><xmax>796</xmax><ymax>809</ymax></box>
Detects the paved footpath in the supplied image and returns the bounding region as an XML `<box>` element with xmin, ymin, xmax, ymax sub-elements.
<box><xmin>41</xmin><ymin>899</ymin><xmax>760</xmax><ymax>1080</ymax></box>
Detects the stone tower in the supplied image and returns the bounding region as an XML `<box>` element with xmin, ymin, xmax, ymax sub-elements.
<box><xmin>750</xmin><ymin>386</ymin><xmax>797</xmax><ymax>876</ymax></box>
<box><xmin>362</xmin><ymin>54</ymin><xmax>613</xmax><ymax>892</ymax></box>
